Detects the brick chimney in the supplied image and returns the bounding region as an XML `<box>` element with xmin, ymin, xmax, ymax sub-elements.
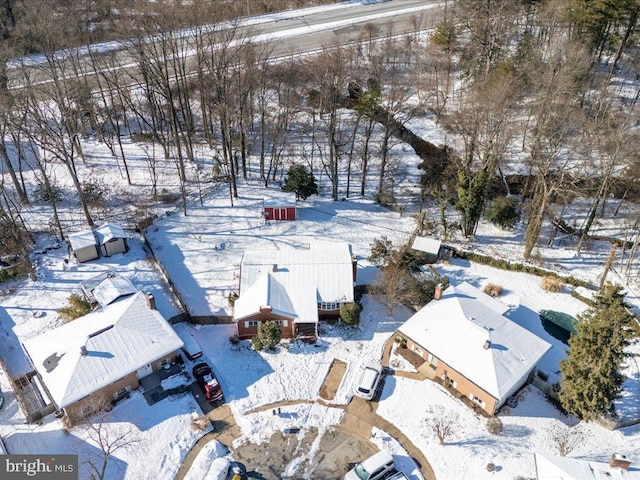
<box><xmin>434</xmin><ymin>283</ymin><xmax>443</xmax><ymax>300</ymax></box>
<box><xmin>352</xmin><ymin>255</ymin><xmax>357</xmax><ymax>283</ymax></box>
<box><xmin>483</xmin><ymin>340</ymin><xmax>491</xmax><ymax>350</ymax></box>
<box><xmin>146</xmin><ymin>293</ymin><xmax>156</xmax><ymax>310</ymax></box>
<box><xmin>609</xmin><ymin>454</ymin><xmax>631</xmax><ymax>471</ymax></box>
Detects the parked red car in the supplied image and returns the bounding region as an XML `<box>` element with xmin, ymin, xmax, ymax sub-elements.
<box><xmin>192</xmin><ymin>363</ymin><xmax>224</xmax><ymax>402</ymax></box>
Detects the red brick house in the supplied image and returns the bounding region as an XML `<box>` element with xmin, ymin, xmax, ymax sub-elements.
<box><xmin>234</xmin><ymin>241</ymin><xmax>356</xmax><ymax>339</ymax></box>
<box><xmin>23</xmin><ymin>292</ymin><xmax>183</xmax><ymax>419</ymax></box>
<box><xmin>263</xmin><ymin>193</ymin><xmax>297</xmax><ymax>221</ymax></box>
<box><xmin>398</xmin><ymin>282</ymin><xmax>551</xmax><ymax>415</ymax></box>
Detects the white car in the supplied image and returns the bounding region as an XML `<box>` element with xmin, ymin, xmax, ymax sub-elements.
<box><xmin>354</xmin><ymin>362</ymin><xmax>383</xmax><ymax>400</ymax></box>
<box><xmin>345</xmin><ymin>450</ymin><xmax>395</xmax><ymax>480</ymax></box>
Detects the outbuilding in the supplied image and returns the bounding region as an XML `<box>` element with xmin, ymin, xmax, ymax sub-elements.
<box><xmin>411</xmin><ymin>236</ymin><xmax>442</xmax><ymax>264</ymax></box>
<box><xmin>263</xmin><ymin>193</ymin><xmax>297</xmax><ymax>221</ymax></box>
<box><xmin>95</xmin><ymin>223</ymin><xmax>128</xmax><ymax>257</ymax></box>
<box><xmin>68</xmin><ymin>230</ymin><xmax>99</xmax><ymax>263</ymax></box>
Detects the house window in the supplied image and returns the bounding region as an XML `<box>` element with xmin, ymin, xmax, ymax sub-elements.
<box><xmin>114</xmin><ymin>387</ymin><xmax>129</xmax><ymax>401</ymax></box>
<box><xmin>318</xmin><ymin>302</ymin><xmax>339</xmax><ymax>311</ymax></box>
<box><xmin>469</xmin><ymin>393</ymin><xmax>486</xmax><ymax>407</ymax></box>
<box><xmin>275</xmin><ymin>320</ymin><xmax>288</xmax><ymax>327</ymax></box>
<box><xmin>412</xmin><ymin>345</ymin><xmax>423</xmax><ymax>356</ymax></box>
<box><xmin>158</xmin><ymin>358</ymin><xmax>169</xmax><ymax>369</ymax></box>
<box><xmin>441</xmin><ymin>372</ymin><xmax>457</xmax><ymax>389</ymax></box>
<box><xmin>427</xmin><ymin>353</ymin><xmax>438</xmax><ymax>366</ymax></box>
<box><xmin>245</xmin><ymin>321</ymin><xmax>260</xmax><ymax>328</ymax></box>
<box><xmin>81</xmin><ymin>405</ymin><xmax>95</xmax><ymax>417</ymax></box>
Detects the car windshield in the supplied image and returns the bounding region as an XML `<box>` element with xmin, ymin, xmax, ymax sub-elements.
<box><xmin>354</xmin><ymin>463</ymin><xmax>370</xmax><ymax>480</ymax></box>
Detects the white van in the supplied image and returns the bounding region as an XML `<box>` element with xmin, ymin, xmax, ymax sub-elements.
<box><xmin>354</xmin><ymin>362</ymin><xmax>383</xmax><ymax>400</ymax></box>
<box><xmin>173</xmin><ymin>323</ymin><xmax>203</xmax><ymax>361</ymax></box>
<box><xmin>345</xmin><ymin>450</ymin><xmax>395</xmax><ymax>480</ymax></box>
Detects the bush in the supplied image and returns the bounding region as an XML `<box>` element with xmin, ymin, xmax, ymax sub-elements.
<box><xmin>33</xmin><ymin>183</ymin><xmax>63</xmax><ymax>202</ymax></box>
<box><xmin>57</xmin><ymin>294</ymin><xmax>92</xmax><ymax>322</ymax></box>
<box><xmin>486</xmin><ymin>417</ymin><xmax>503</xmax><ymax>434</ymax></box>
<box><xmin>483</xmin><ymin>283</ymin><xmax>503</xmax><ymax>297</ymax></box>
<box><xmin>340</xmin><ymin>302</ymin><xmax>362</xmax><ymax>325</ymax></box>
<box><xmin>228</xmin><ymin>292</ymin><xmax>238</xmax><ymax>306</ymax></box>
<box><xmin>251</xmin><ymin>337</ymin><xmax>264</xmax><ymax>351</ymax></box>
<box><xmin>229</xmin><ymin>334</ymin><xmax>239</xmax><ymax>345</ymax></box>
<box><xmin>191</xmin><ymin>415</ymin><xmax>211</xmax><ymax>431</ymax></box>
<box><xmin>255</xmin><ymin>321</ymin><xmax>281</xmax><ymax>351</ymax></box>
<box><xmin>81</xmin><ymin>181</ymin><xmax>107</xmax><ymax>207</ymax></box>
<box><xmin>542</xmin><ymin>276</ymin><xmax>563</xmax><ymax>292</ymax></box>
<box><xmin>485</xmin><ymin>195</ymin><xmax>519</xmax><ymax>229</ymax></box>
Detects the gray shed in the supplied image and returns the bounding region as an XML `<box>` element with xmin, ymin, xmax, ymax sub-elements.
<box><xmin>95</xmin><ymin>223</ymin><xmax>128</xmax><ymax>257</ymax></box>
<box><xmin>68</xmin><ymin>230</ymin><xmax>99</xmax><ymax>263</ymax></box>
<box><xmin>411</xmin><ymin>236</ymin><xmax>442</xmax><ymax>264</ymax></box>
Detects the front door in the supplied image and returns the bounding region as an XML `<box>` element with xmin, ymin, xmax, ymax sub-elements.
<box><xmin>136</xmin><ymin>363</ymin><xmax>153</xmax><ymax>379</ymax></box>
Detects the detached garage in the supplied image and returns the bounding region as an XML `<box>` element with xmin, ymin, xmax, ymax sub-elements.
<box><xmin>263</xmin><ymin>193</ymin><xmax>296</xmax><ymax>221</ymax></box>
<box><xmin>95</xmin><ymin>223</ymin><xmax>128</xmax><ymax>257</ymax></box>
<box><xmin>68</xmin><ymin>230</ymin><xmax>99</xmax><ymax>263</ymax></box>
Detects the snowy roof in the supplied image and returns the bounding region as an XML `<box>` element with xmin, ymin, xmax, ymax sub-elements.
<box><xmin>411</xmin><ymin>236</ymin><xmax>442</xmax><ymax>255</ymax></box>
<box><xmin>535</xmin><ymin>453</ymin><xmax>640</xmax><ymax>479</ymax></box>
<box><xmin>91</xmin><ymin>275</ymin><xmax>138</xmax><ymax>307</ymax></box>
<box><xmin>234</xmin><ymin>273</ymin><xmax>319</xmax><ymax>324</ymax></box>
<box><xmin>67</xmin><ymin>230</ymin><xmax>97</xmax><ymax>251</ymax></box>
<box><xmin>239</xmin><ymin>240</ymin><xmax>354</xmax><ymax>305</ymax></box>
<box><xmin>398</xmin><ymin>282</ymin><xmax>551</xmax><ymax>401</ymax></box>
<box><xmin>94</xmin><ymin>222</ymin><xmax>126</xmax><ymax>245</ymax></box>
<box><xmin>263</xmin><ymin>192</ymin><xmax>297</xmax><ymax>207</ymax></box>
<box><xmin>23</xmin><ymin>292</ymin><xmax>183</xmax><ymax>408</ymax></box>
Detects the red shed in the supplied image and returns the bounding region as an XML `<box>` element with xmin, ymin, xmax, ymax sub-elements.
<box><xmin>263</xmin><ymin>193</ymin><xmax>297</xmax><ymax>221</ymax></box>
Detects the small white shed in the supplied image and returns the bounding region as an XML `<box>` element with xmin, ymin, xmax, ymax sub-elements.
<box><xmin>68</xmin><ymin>230</ymin><xmax>99</xmax><ymax>263</ymax></box>
<box><xmin>411</xmin><ymin>236</ymin><xmax>442</xmax><ymax>264</ymax></box>
<box><xmin>95</xmin><ymin>223</ymin><xmax>128</xmax><ymax>257</ymax></box>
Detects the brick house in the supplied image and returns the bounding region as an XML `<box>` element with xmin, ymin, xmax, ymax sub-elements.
<box><xmin>398</xmin><ymin>282</ymin><xmax>551</xmax><ymax>415</ymax></box>
<box><xmin>234</xmin><ymin>241</ymin><xmax>356</xmax><ymax>339</ymax></box>
<box><xmin>23</xmin><ymin>291</ymin><xmax>183</xmax><ymax>420</ymax></box>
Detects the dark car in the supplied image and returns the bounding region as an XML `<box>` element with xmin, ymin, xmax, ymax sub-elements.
<box><xmin>192</xmin><ymin>362</ymin><xmax>224</xmax><ymax>402</ymax></box>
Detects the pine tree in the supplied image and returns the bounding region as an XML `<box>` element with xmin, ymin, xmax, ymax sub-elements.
<box><xmin>282</xmin><ymin>164</ymin><xmax>318</xmax><ymax>201</ymax></box>
<box><xmin>559</xmin><ymin>286</ymin><xmax>636</xmax><ymax>421</ymax></box>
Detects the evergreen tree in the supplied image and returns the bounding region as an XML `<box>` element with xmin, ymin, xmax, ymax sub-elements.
<box><xmin>282</xmin><ymin>163</ymin><xmax>318</xmax><ymax>201</ymax></box>
<box><xmin>252</xmin><ymin>321</ymin><xmax>281</xmax><ymax>351</ymax></box>
<box><xmin>559</xmin><ymin>286</ymin><xmax>636</xmax><ymax>421</ymax></box>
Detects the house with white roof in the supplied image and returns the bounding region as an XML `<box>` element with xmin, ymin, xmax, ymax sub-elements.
<box><xmin>397</xmin><ymin>282</ymin><xmax>551</xmax><ymax>415</ymax></box>
<box><xmin>94</xmin><ymin>222</ymin><xmax>128</xmax><ymax>257</ymax></box>
<box><xmin>535</xmin><ymin>452</ymin><xmax>639</xmax><ymax>479</ymax></box>
<box><xmin>234</xmin><ymin>240</ymin><xmax>356</xmax><ymax>339</ymax></box>
<box><xmin>67</xmin><ymin>229</ymin><xmax>99</xmax><ymax>263</ymax></box>
<box><xmin>23</xmin><ymin>291</ymin><xmax>183</xmax><ymax>420</ymax></box>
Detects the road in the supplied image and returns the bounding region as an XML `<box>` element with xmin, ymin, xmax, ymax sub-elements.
<box><xmin>7</xmin><ymin>0</ymin><xmax>443</xmax><ymax>89</ymax></box>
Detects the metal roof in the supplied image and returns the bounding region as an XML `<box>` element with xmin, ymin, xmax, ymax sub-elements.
<box><xmin>94</xmin><ymin>223</ymin><xmax>126</xmax><ymax>245</ymax></box>
<box><xmin>23</xmin><ymin>292</ymin><xmax>183</xmax><ymax>409</ymax></box>
<box><xmin>67</xmin><ymin>230</ymin><xmax>97</xmax><ymax>251</ymax></box>
<box><xmin>411</xmin><ymin>236</ymin><xmax>442</xmax><ymax>255</ymax></box>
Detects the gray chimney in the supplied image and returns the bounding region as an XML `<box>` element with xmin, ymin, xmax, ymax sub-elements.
<box><xmin>146</xmin><ymin>293</ymin><xmax>156</xmax><ymax>310</ymax></box>
<box><xmin>80</xmin><ymin>345</ymin><xmax>88</xmax><ymax>356</ymax></box>
<box><xmin>272</xmin><ymin>264</ymin><xmax>278</xmax><ymax>273</ymax></box>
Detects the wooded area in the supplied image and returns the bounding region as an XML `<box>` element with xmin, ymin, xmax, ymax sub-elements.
<box><xmin>2</xmin><ymin>0</ymin><xmax>640</xmax><ymax>283</ymax></box>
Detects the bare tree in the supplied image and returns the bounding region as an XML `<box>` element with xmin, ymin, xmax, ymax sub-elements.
<box><xmin>424</xmin><ymin>406</ymin><xmax>459</xmax><ymax>445</ymax></box>
<box><xmin>73</xmin><ymin>393</ymin><xmax>141</xmax><ymax>480</ymax></box>
<box><xmin>548</xmin><ymin>423</ymin><xmax>582</xmax><ymax>457</ymax></box>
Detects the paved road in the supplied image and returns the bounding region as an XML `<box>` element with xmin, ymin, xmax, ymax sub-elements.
<box><xmin>8</xmin><ymin>0</ymin><xmax>443</xmax><ymax>89</ymax></box>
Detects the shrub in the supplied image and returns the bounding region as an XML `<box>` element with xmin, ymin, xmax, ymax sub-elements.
<box><xmin>228</xmin><ymin>292</ymin><xmax>238</xmax><ymax>307</ymax></box>
<box><xmin>542</xmin><ymin>275</ymin><xmax>563</xmax><ymax>292</ymax></box>
<box><xmin>485</xmin><ymin>195</ymin><xmax>519</xmax><ymax>229</ymax></box>
<box><xmin>486</xmin><ymin>462</ymin><xmax>495</xmax><ymax>472</ymax></box>
<box><xmin>255</xmin><ymin>321</ymin><xmax>281</xmax><ymax>351</ymax></box>
<box><xmin>229</xmin><ymin>334</ymin><xmax>240</xmax><ymax>345</ymax></box>
<box><xmin>395</xmin><ymin>335</ymin><xmax>407</xmax><ymax>348</ymax></box>
<box><xmin>486</xmin><ymin>417</ymin><xmax>503</xmax><ymax>435</ymax></box>
<box><xmin>483</xmin><ymin>283</ymin><xmax>503</xmax><ymax>297</ymax></box>
<box><xmin>33</xmin><ymin>183</ymin><xmax>63</xmax><ymax>202</ymax></box>
<box><xmin>81</xmin><ymin>181</ymin><xmax>107</xmax><ymax>207</ymax></box>
<box><xmin>57</xmin><ymin>294</ymin><xmax>92</xmax><ymax>322</ymax></box>
<box><xmin>340</xmin><ymin>302</ymin><xmax>362</xmax><ymax>325</ymax></box>
<box><xmin>251</xmin><ymin>337</ymin><xmax>264</xmax><ymax>351</ymax></box>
